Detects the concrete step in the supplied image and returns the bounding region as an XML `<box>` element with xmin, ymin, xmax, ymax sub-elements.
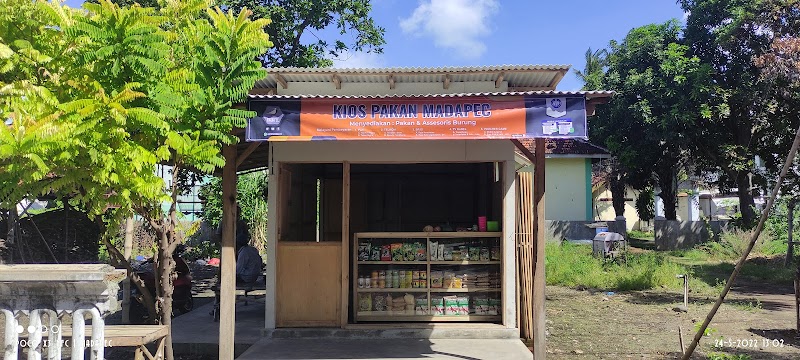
<box><xmin>263</xmin><ymin>326</ymin><xmax>520</xmax><ymax>339</ymax></box>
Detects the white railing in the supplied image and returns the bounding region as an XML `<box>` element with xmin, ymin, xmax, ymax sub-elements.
<box><xmin>0</xmin><ymin>265</ymin><xmax>124</xmax><ymax>360</ymax></box>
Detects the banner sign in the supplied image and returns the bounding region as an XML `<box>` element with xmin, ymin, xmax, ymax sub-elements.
<box><xmin>246</xmin><ymin>95</ymin><xmax>587</xmax><ymax>141</ymax></box>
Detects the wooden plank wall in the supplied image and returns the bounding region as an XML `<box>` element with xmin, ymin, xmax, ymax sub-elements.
<box><xmin>276</xmin><ymin>243</ymin><xmax>342</xmax><ymax>327</ymax></box>
<box><xmin>515</xmin><ymin>171</ymin><xmax>534</xmax><ymax>340</ymax></box>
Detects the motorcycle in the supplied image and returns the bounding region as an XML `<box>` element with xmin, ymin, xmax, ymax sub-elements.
<box><xmin>127</xmin><ymin>246</ymin><xmax>194</xmax><ymax>324</ymax></box>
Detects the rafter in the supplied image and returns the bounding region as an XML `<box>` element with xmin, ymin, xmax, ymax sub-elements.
<box><xmin>274</xmin><ymin>74</ymin><xmax>288</xmax><ymax>89</ymax></box>
<box><xmin>443</xmin><ymin>74</ymin><xmax>451</xmax><ymax>89</ymax></box>
<box><xmin>332</xmin><ymin>74</ymin><xmax>342</xmax><ymax>90</ymax></box>
<box><xmin>388</xmin><ymin>74</ymin><xmax>396</xmax><ymax>89</ymax></box>
<box><xmin>495</xmin><ymin>72</ymin><xmax>505</xmax><ymax>88</ymax></box>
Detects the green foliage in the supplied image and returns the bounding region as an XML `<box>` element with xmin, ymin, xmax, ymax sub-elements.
<box><xmin>695</xmin><ymin>322</ymin><xmax>717</xmax><ymax>337</ymax></box>
<box><xmin>199</xmin><ymin>170</ymin><xmax>268</xmax><ymax>252</ymax></box>
<box><xmin>545</xmin><ymin>242</ymin><xmax>692</xmax><ymax>292</ymax></box>
<box><xmin>707</xmin><ymin>353</ymin><xmax>751</xmax><ymax>360</ymax></box>
<box><xmin>627</xmin><ymin>229</ymin><xmax>654</xmax><ymax>240</ymax></box>
<box><xmin>591</xmin><ymin>20</ymin><xmax>714</xmax><ymax>220</ymax></box>
<box><xmin>635</xmin><ymin>188</ymin><xmax>655</xmax><ymax>222</ymax></box>
<box><xmin>184</xmin><ymin>240</ymin><xmax>220</xmax><ymax>261</ymax></box>
<box><xmin>219</xmin><ymin>0</ymin><xmax>385</xmax><ymax>67</ymax></box>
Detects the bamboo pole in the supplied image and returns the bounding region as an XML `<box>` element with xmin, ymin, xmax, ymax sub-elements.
<box><xmin>218</xmin><ymin>144</ymin><xmax>238</xmax><ymax>360</ymax></box>
<box><xmin>682</xmin><ymin>124</ymin><xmax>800</xmax><ymax>359</ymax></box>
<box><xmin>532</xmin><ymin>139</ymin><xmax>546</xmax><ymax>359</ymax></box>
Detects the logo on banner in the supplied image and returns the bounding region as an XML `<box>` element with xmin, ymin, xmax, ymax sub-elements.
<box><xmin>546</xmin><ymin>97</ymin><xmax>567</xmax><ymax>118</ymax></box>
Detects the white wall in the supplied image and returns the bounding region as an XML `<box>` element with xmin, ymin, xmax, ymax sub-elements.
<box><xmin>545</xmin><ymin>158</ymin><xmax>590</xmax><ymax>221</ymax></box>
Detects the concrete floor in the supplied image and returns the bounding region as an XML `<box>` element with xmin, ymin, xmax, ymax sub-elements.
<box><xmin>171</xmin><ymin>295</ymin><xmax>532</xmax><ymax>359</ymax></box>
<box><xmin>237</xmin><ymin>338</ymin><xmax>533</xmax><ymax>360</ymax></box>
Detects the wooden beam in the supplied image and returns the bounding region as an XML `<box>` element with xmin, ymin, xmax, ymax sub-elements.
<box><xmin>507</xmin><ymin>87</ymin><xmax>552</xmax><ymax>92</ymax></box>
<box><xmin>236</xmin><ymin>141</ymin><xmax>261</xmax><ymax>168</ymax></box>
<box><xmin>332</xmin><ymin>74</ymin><xmax>342</xmax><ymax>90</ymax></box>
<box><xmin>249</xmin><ymin>88</ymin><xmax>277</xmax><ymax>95</ymax></box>
<box><xmin>495</xmin><ymin>72</ymin><xmax>505</xmax><ymax>88</ymax></box>
<box><xmin>388</xmin><ymin>74</ymin><xmax>396</xmax><ymax>89</ymax></box>
<box><xmin>341</xmin><ymin>161</ymin><xmax>351</xmax><ymax>327</ymax></box>
<box><xmin>218</xmin><ymin>144</ymin><xmax>238</xmax><ymax>360</ymax></box>
<box><xmin>511</xmin><ymin>139</ymin><xmax>535</xmax><ymax>163</ymax></box>
<box><xmin>532</xmin><ymin>139</ymin><xmax>546</xmax><ymax>359</ymax></box>
<box><xmin>547</xmin><ymin>70</ymin><xmax>567</xmax><ymax>89</ymax></box>
<box><xmin>274</xmin><ymin>74</ymin><xmax>288</xmax><ymax>89</ymax></box>
<box><xmin>443</xmin><ymin>74</ymin><xmax>451</xmax><ymax>89</ymax></box>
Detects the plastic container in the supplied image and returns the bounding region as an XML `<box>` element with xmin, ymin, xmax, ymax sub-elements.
<box><xmin>478</xmin><ymin>216</ymin><xmax>487</xmax><ymax>232</ymax></box>
<box><xmin>595</xmin><ymin>227</ymin><xmax>608</xmax><ymax>234</ymax></box>
<box><xmin>486</xmin><ymin>221</ymin><xmax>499</xmax><ymax>232</ymax></box>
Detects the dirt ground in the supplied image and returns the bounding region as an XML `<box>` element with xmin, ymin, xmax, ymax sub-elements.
<box><xmin>545</xmin><ymin>284</ymin><xmax>800</xmax><ymax>359</ymax></box>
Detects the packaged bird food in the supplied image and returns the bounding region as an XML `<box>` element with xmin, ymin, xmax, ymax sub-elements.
<box><xmin>381</xmin><ymin>245</ymin><xmax>391</xmax><ymax>261</ymax></box>
<box><xmin>403</xmin><ymin>243</ymin><xmax>416</xmax><ymax>261</ymax></box>
<box><xmin>480</xmin><ymin>247</ymin><xmax>490</xmax><ymax>261</ymax></box>
<box><xmin>373</xmin><ymin>294</ymin><xmax>387</xmax><ymax>312</ymax></box>
<box><xmin>358</xmin><ymin>242</ymin><xmax>371</xmax><ymax>261</ymax></box>
<box><xmin>415</xmin><ymin>295</ymin><xmax>429</xmax><ymax>315</ymax></box>
<box><xmin>391</xmin><ymin>243</ymin><xmax>404</xmax><ymax>261</ymax></box>
<box><xmin>469</xmin><ymin>247</ymin><xmax>481</xmax><ymax>261</ymax></box>
<box><xmin>443</xmin><ymin>247</ymin><xmax>453</xmax><ymax>261</ymax></box>
<box><xmin>490</xmin><ymin>247</ymin><xmax>501</xmax><ymax>261</ymax></box>
<box><xmin>431</xmin><ymin>296</ymin><xmax>445</xmax><ymax>316</ymax></box>
<box><xmin>415</xmin><ymin>244</ymin><xmax>427</xmax><ymax>261</ymax></box>
<box><xmin>430</xmin><ymin>271</ymin><xmax>443</xmax><ymax>288</ymax></box>
<box><xmin>358</xmin><ymin>293</ymin><xmax>372</xmax><ymax>312</ymax></box>
<box><xmin>429</xmin><ymin>241</ymin><xmax>439</xmax><ymax>261</ymax></box>
<box><xmin>457</xmin><ymin>296</ymin><xmax>470</xmax><ymax>315</ymax></box>
<box><xmin>488</xmin><ymin>297</ymin><xmax>501</xmax><ymax>315</ymax></box>
<box><xmin>473</xmin><ymin>296</ymin><xmax>489</xmax><ymax>315</ymax></box>
<box><xmin>444</xmin><ymin>296</ymin><xmax>459</xmax><ymax>316</ymax></box>
<box><xmin>370</xmin><ymin>246</ymin><xmax>381</xmax><ymax>261</ymax></box>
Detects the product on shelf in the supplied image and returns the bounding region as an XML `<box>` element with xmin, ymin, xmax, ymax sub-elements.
<box><xmin>391</xmin><ymin>243</ymin><xmax>403</xmax><ymax>261</ymax></box>
<box><xmin>391</xmin><ymin>295</ymin><xmax>406</xmax><ymax>313</ymax></box>
<box><xmin>430</xmin><ymin>271</ymin><xmax>443</xmax><ymax>288</ymax></box>
<box><xmin>480</xmin><ymin>247</ymin><xmax>490</xmax><ymax>261</ymax></box>
<box><xmin>457</xmin><ymin>296</ymin><xmax>470</xmax><ymax>315</ymax></box>
<box><xmin>469</xmin><ymin>247</ymin><xmax>481</xmax><ymax>261</ymax></box>
<box><xmin>473</xmin><ymin>296</ymin><xmax>489</xmax><ymax>315</ymax></box>
<box><xmin>429</xmin><ymin>241</ymin><xmax>439</xmax><ymax>260</ymax></box>
<box><xmin>438</xmin><ymin>244</ymin><xmax>445</xmax><ymax>261</ymax></box>
<box><xmin>373</xmin><ymin>294</ymin><xmax>387</xmax><ymax>311</ymax></box>
<box><xmin>358</xmin><ymin>293</ymin><xmax>372</xmax><ymax>312</ymax></box>
<box><xmin>431</xmin><ymin>296</ymin><xmax>445</xmax><ymax>316</ymax></box>
<box><xmin>381</xmin><ymin>245</ymin><xmax>391</xmax><ymax>261</ymax></box>
<box><xmin>490</xmin><ymin>246</ymin><xmax>501</xmax><ymax>261</ymax></box>
<box><xmin>370</xmin><ymin>244</ymin><xmax>381</xmax><ymax>261</ymax></box>
<box><xmin>488</xmin><ymin>297</ymin><xmax>500</xmax><ymax>315</ymax></box>
<box><xmin>415</xmin><ymin>295</ymin><xmax>429</xmax><ymax>315</ymax></box>
<box><xmin>444</xmin><ymin>296</ymin><xmax>459</xmax><ymax>315</ymax></box>
<box><xmin>443</xmin><ymin>247</ymin><xmax>453</xmax><ymax>261</ymax></box>
<box><xmin>358</xmin><ymin>242</ymin><xmax>371</xmax><ymax>261</ymax></box>
<box><xmin>415</xmin><ymin>244</ymin><xmax>427</xmax><ymax>261</ymax></box>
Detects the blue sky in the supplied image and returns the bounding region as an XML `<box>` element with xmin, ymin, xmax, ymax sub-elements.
<box><xmin>64</xmin><ymin>0</ymin><xmax>686</xmax><ymax>90</ymax></box>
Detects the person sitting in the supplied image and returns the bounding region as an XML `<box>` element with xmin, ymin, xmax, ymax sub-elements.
<box><xmin>236</xmin><ymin>238</ymin><xmax>262</xmax><ymax>285</ymax></box>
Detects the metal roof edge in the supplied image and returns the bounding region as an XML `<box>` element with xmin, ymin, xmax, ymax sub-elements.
<box><xmin>264</xmin><ymin>65</ymin><xmax>572</xmax><ymax>73</ymax></box>
<box><xmin>248</xmin><ymin>90</ymin><xmax>614</xmax><ymax>99</ymax></box>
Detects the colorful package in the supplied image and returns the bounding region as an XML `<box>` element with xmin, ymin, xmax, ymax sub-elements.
<box><xmin>431</xmin><ymin>296</ymin><xmax>445</xmax><ymax>316</ymax></box>
<box><xmin>391</xmin><ymin>243</ymin><xmax>404</xmax><ymax>261</ymax></box>
<box><xmin>381</xmin><ymin>245</ymin><xmax>391</xmax><ymax>261</ymax></box>
<box><xmin>444</xmin><ymin>296</ymin><xmax>459</xmax><ymax>315</ymax></box>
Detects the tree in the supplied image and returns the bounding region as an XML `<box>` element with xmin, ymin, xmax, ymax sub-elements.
<box><xmin>0</xmin><ymin>1</ymin><xmax>271</xmax><ymax>359</ymax></box>
<box><xmin>573</xmin><ymin>47</ymin><xmax>607</xmax><ymax>91</ymax></box>
<box><xmin>680</xmin><ymin>0</ymin><xmax>781</xmax><ymax>228</ymax></box>
<box><xmin>219</xmin><ymin>0</ymin><xmax>385</xmax><ymax>67</ymax></box>
<box><xmin>591</xmin><ymin>21</ymin><xmax>714</xmax><ymax>220</ymax></box>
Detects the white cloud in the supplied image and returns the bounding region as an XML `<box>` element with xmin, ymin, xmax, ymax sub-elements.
<box><xmin>332</xmin><ymin>50</ymin><xmax>385</xmax><ymax>69</ymax></box>
<box><xmin>400</xmin><ymin>0</ymin><xmax>499</xmax><ymax>59</ymax></box>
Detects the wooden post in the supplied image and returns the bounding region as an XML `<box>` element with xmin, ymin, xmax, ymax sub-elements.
<box><xmin>218</xmin><ymin>144</ymin><xmax>238</xmax><ymax>360</ymax></box>
<box><xmin>341</xmin><ymin>162</ymin><xmax>351</xmax><ymax>327</ymax></box>
<box><xmin>787</xmin><ymin>200</ymin><xmax>796</xmax><ymax>267</ymax></box>
<box><xmin>532</xmin><ymin>139</ymin><xmax>546</xmax><ymax>359</ymax></box>
<box><xmin>122</xmin><ymin>217</ymin><xmax>134</xmax><ymax>324</ymax></box>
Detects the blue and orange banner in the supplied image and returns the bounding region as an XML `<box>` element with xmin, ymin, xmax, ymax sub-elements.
<box><xmin>246</xmin><ymin>95</ymin><xmax>587</xmax><ymax>141</ymax></box>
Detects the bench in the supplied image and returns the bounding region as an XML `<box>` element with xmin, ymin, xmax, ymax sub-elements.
<box><xmin>209</xmin><ymin>279</ymin><xmax>261</xmax><ymax>322</ymax></box>
<box><xmin>21</xmin><ymin>324</ymin><xmax>169</xmax><ymax>360</ymax></box>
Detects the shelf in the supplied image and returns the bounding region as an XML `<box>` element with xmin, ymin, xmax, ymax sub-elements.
<box><xmin>357</xmin><ymin>288</ymin><xmax>428</xmax><ymax>293</ymax></box>
<box><xmin>356</xmin><ymin>312</ymin><xmax>501</xmax><ymax>322</ymax></box>
<box><xmin>428</xmin><ymin>288</ymin><xmax>501</xmax><ymax>293</ymax></box>
<box><xmin>429</xmin><ymin>261</ymin><xmax>501</xmax><ymax>265</ymax></box>
<box><xmin>356</xmin><ymin>232</ymin><xmax>502</xmax><ymax>238</ymax></box>
<box><xmin>357</xmin><ymin>261</ymin><xmax>427</xmax><ymax>265</ymax></box>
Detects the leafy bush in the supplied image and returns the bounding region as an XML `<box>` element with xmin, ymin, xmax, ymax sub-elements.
<box><xmin>546</xmin><ymin>242</ymin><xmax>690</xmax><ymax>291</ymax></box>
<box><xmin>199</xmin><ymin>170</ymin><xmax>268</xmax><ymax>253</ymax></box>
<box><xmin>700</xmin><ymin>228</ymin><xmax>774</xmax><ymax>260</ymax></box>
<box><xmin>184</xmin><ymin>240</ymin><xmax>220</xmax><ymax>261</ymax></box>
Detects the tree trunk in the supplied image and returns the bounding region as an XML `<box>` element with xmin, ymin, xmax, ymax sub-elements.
<box><xmin>156</xmin><ymin>226</ymin><xmax>176</xmax><ymax>360</ymax></box>
<box><xmin>736</xmin><ymin>170</ymin><xmax>757</xmax><ymax>228</ymax></box>
<box><xmin>656</xmin><ymin>168</ymin><xmax>678</xmax><ymax>220</ymax></box>
<box><xmin>787</xmin><ymin>200</ymin><xmax>796</xmax><ymax>267</ymax></box>
<box><xmin>610</xmin><ymin>164</ymin><xmax>626</xmax><ymax>217</ymax></box>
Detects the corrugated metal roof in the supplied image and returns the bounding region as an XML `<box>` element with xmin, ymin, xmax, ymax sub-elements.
<box><xmin>248</xmin><ymin>90</ymin><xmax>614</xmax><ymax>99</ymax></box>
<box><xmin>253</xmin><ymin>65</ymin><xmax>571</xmax><ymax>90</ymax></box>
